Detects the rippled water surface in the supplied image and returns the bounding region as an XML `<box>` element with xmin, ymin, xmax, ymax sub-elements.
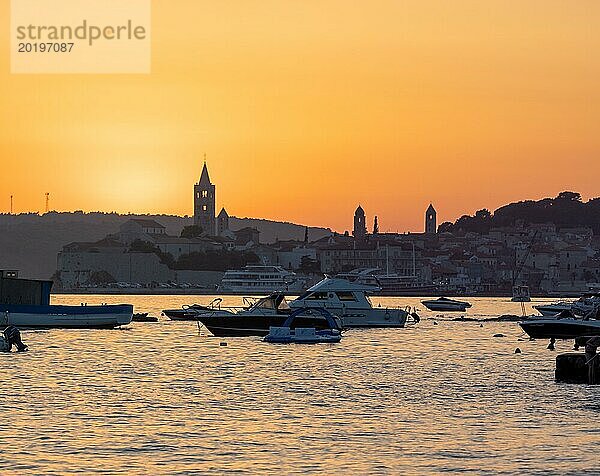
<box><xmin>2</xmin><ymin>295</ymin><xmax>599</xmax><ymax>474</ymax></box>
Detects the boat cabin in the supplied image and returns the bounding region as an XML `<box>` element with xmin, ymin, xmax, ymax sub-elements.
<box><xmin>292</xmin><ymin>278</ymin><xmax>379</xmax><ymax>309</ymax></box>
<box><xmin>0</xmin><ymin>277</ymin><xmax>52</xmax><ymax>306</ymax></box>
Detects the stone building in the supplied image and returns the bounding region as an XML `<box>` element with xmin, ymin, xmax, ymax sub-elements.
<box><xmin>119</xmin><ymin>218</ymin><xmax>166</xmax><ymax>244</ymax></box>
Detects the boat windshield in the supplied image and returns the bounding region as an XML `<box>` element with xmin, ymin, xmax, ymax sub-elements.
<box><xmin>252</xmin><ymin>294</ymin><xmax>289</xmax><ymax>310</ymax></box>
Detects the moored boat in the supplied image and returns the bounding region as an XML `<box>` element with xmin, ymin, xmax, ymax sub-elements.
<box><xmin>289</xmin><ymin>277</ymin><xmax>411</xmax><ymax>327</ymax></box>
<box><xmin>162</xmin><ymin>298</ymin><xmax>224</xmax><ymax>321</ymax></box>
<box><xmin>533</xmin><ymin>301</ymin><xmax>574</xmax><ymax>317</ymax></box>
<box><xmin>421</xmin><ymin>297</ymin><xmax>471</xmax><ymax>312</ymax></box>
<box><xmin>132</xmin><ymin>312</ymin><xmax>158</xmax><ymax>322</ymax></box>
<box><xmin>519</xmin><ymin>315</ymin><xmax>600</xmax><ymax>340</ymax></box>
<box><xmin>197</xmin><ymin>293</ymin><xmax>339</xmax><ymax>337</ymax></box>
<box><xmin>0</xmin><ymin>275</ymin><xmax>132</xmax><ymax>329</ymax></box>
<box><xmin>0</xmin><ymin>303</ymin><xmax>133</xmax><ymax>329</ymax></box>
<box><xmin>511</xmin><ymin>285</ymin><xmax>531</xmax><ymax>302</ymax></box>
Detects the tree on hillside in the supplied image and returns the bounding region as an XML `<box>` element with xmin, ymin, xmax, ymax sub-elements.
<box><xmin>129</xmin><ymin>239</ymin><xmax>175</xmax><ymax>268</ymax></box>
<box><xmin>555</xmin><ymin>191</ymin><xmax>581</xmax><ymax>202</ymax></box>
<box><xmin>298</xmin><ymin>256</ymin><xmax>321</xmax><ymax>274</ymax></box>
<box><xmin>442</xmin><ymin>191</ymin><xmax>600</xmax><ymax>234</ymax></box>
<box><xmin>89</xmin><ymin>270</ymin><xmax>116</xmax><ymax>285</ymax></box>
<box><xmin>180</xmin><ymin>225</ymin><xmax>203</xmax><ymax>238</ymax></box>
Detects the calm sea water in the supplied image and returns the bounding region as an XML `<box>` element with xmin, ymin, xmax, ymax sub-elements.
<box><xmin>1</xmin><ymin>295</ymin><xmax>599</xmax><ymax>475</ymax></box>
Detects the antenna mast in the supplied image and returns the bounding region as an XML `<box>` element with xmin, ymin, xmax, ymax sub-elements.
<box><xmin>10</xmin><ymin>195</ymin><xmax>13</xmax><ymax>214</ymax></box>
<box><xmin>45</xmin><ymin>192</ymin><xmax>50</xmax><ymax>213</ymax></box>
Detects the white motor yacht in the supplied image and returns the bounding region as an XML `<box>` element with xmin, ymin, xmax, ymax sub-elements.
<box><xmin>289</xmin><ymin>277</ymin><xmax>411</xmax><ymax>328</ymax></box>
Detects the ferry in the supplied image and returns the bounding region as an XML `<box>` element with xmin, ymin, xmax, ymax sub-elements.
<box><xmin>217</xmin><ymin>265</ymin><xmax>305</xmax><ymax>294</ymax></box>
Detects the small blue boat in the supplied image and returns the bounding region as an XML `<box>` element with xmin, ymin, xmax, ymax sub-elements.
<box><xmin>263</xmin><ymin>308</ymin><xmax>342</xmax><ymax>344</ymax></box>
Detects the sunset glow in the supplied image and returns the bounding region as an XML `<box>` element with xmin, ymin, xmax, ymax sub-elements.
<box><xmin>1</xmin><ymin>0</ymin><xmax>599</xmax><ymax>231</ymax></box>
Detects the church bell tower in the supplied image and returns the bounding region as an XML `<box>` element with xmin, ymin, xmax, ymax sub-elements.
<box><xmin>353</xmin><ymin>205</ymin><xmax>367</xmax><ymax>241</ymax></box>
<box><xmin>425</xmin><ymin>204</ymin><xmax>437</xmax><ymax>234</ymax></box>
<box><xmin>194</xmin><ymin>161</ymin><xmax>216</xmax><ymax>236</ymax></box>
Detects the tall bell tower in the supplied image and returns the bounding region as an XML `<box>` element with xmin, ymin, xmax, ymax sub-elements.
<box><xmin>194</xmin><ymin>161</ymin><xmax>216</xmax><ymax>236</ymax></box>
<box><xmin>425</xmin><ymin>204</ymin><xmax>437</xmax><ymax>234</ymax></box>
<box><xmin>353</xmin><ymin>205</ymin><xmax>367</xmax><ymax>241</ymax></box>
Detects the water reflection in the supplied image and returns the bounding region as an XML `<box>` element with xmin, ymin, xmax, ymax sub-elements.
<box><xmin>0</xmin><ymin>295</ymin><xmax>597</xmax><ymax>473</ymax></box>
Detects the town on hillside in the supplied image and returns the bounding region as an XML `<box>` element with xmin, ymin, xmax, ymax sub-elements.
<box><xmin>51</xmin><ymin>163</ymin><xmax>600</xmax><ymax>295</ymax></box>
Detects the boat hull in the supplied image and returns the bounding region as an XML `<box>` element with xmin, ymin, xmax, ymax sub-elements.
<box><xmin>163</xmin><ymin>309</ymin><xmax>202</xmax><ymax>321</ymax></box>
<box><xmin>422</xmin><ymin>303</ymin><xmax>470</xmax><ymax>312</ymax></box>
<box><xmin>0</xmin><ymin>304</ymin><xmax>133</xmax><ymax>329</ymax></box>
<box><xmin>288</xmin><ymin>305</ymin><xmax>408</xmax><ymax>328</ymax></box>
<box><xmin>338</xmin><ymin>309</ymin><xmax>407</xmax><ymax>328</ymax></box>
<box><xmin>519</xmin><ymin>319</ymin><xmax>600</xmax><ymax>339</ymax></box>
<box><xmin>198</xmin><ymin>313</ymin><xmax>337</xmax><ymax>337</ymax></box>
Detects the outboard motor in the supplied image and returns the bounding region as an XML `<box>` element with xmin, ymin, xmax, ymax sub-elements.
<box><xmin>2</xmin><ymin>326</ymin><xmax>28</xmax><ymax>352</ymax></box>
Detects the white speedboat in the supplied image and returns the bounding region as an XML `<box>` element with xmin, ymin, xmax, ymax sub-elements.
<box><xmin>421</xmin><ymin>297</ymin><xmax>471</xmax><ymax>312</ymax></box>
<box><xmin>534</xmin><ymin>294</ymin><xmax>600</xmax><ymax>318</ymax></box>
<box><xmin>571</xmin><ymin>294</ymin><xmax>600</xmax><ymax>317</ymax></box>
<box><xmin>288</xmin><ymin>277</ymin><xmax>410</xmax><ymax>327</ymax></box>
<box><xmin>520</xmin><ymin>314</ymin><xmax>600</xmax><ymax>339</ymax></box>
<box><xmin>533</xmin><ymin>301</ymin><xmax>574</xmax><ymax>317</ymax></box>
<box><xmin>217</xmin><ymin>265</ymin><xmax>304</xmax><ymax>294</ymax></box>
<box><xmin>163</xmin><ymin>298</ymin><xmax>224</xmax><ymax>321</ymax></box>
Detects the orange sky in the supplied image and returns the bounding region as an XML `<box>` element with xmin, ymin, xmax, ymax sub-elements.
<box><xmin>1</xmin><ymin>0</ymin><xmax>599</xmax><ymax>233</ymax></box>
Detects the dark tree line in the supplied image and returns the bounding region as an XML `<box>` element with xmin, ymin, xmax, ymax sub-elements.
<box><xmin>438</xmin><ymin>192</ymin><xmax>600</xmax><ymax>234</ymax></box>
<box><xmin>129</xmin><ymin>239</ymin><xmax>259</xmax><ymax>271</ymax></box>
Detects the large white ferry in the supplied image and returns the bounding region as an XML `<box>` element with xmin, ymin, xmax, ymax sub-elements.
<box><xmin>217</xmin><ymin>265</ymin><xmax>305</xmax><ymax>294</ymax></box>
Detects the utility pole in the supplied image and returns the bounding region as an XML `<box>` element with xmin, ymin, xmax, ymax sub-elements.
<box><xmin>45</xmin><ymin>192</ymin><xmax>50</xmax><ymax>213</ymax></box>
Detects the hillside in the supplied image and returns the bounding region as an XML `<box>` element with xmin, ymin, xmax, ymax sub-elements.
<box><xmin>0</xmin><ymin>212</ymin><xmax>331</xmax><ymax>279</ymax></box>
<box><xmin>439</xmin><ymin>191</ymin><xmax>600</xmax><ymax>234</ymax></box>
